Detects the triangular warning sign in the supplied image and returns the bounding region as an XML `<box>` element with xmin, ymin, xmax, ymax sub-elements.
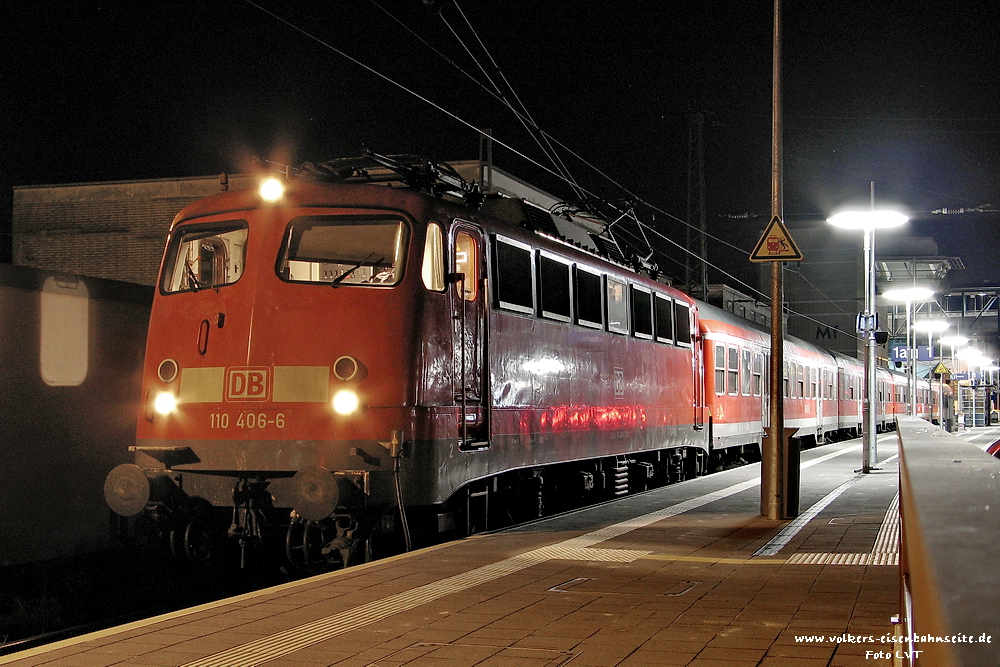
<box><xmin>932</xmin><ymin>362</ymin><xmax>950</xmax><ymax>375</ymax></box>
<box><xmin>750</xmin><ymin>215</ymin><xmax>804</xmax><ymax>262</ymax></box>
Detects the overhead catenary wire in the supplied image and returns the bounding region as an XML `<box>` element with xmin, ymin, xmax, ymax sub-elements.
<box><xmin>369</xmin><ymin>0</ymin><xmax>758</xmax><ymax>263</ymax></box>
<box><xmin>239</xmin><ymin>0</ymin><xmax>571</xmax><ymax>196</ymax></box>
<box><xmin>242</xmin><ymin>0</ymin><xmax>846</xmax><ymax>332</ymax></box>
<box><xmin>371</xmin><ymin>0</ymin><xmax>585</xmax><ymax>201</ymax></box>
<box><xmin>437</xmin><ymin>0</ymin><xmax>587</xmax><ymax>201</ymax></box>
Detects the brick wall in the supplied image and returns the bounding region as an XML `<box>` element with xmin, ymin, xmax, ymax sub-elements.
<box><xmin>13</xmin><ymin>175</ymin><xmax>254</xmax><ymax>286</ymax></box>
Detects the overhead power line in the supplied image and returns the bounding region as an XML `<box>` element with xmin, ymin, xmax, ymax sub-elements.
<box><xmin>241</xmin><ymin>0</ymin><xmax>851</xmax><ymax>330</ymax></box>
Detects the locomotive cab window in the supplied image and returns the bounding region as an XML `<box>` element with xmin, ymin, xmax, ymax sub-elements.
<box><xmin>278</xmin><ymin>216</ymin><xmax>407</xmax><ymax>286</ymax></box>
<box><xmin>162</xmin><ymin>222</ymin><xmax>248</xmax><ymax>293</ymax></box>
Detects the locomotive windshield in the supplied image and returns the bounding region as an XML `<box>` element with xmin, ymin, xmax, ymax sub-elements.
<box><xmin>278</xmin><ymin>216</ymin><xmax>407</xmax><ymax>286</ymax></box>
<box><xmin>161</xmin><ymin>222</ymin><xmax>248</xmax><ymax>293</ymax></box>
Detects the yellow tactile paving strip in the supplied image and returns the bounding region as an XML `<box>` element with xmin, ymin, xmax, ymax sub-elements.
<box><xmin>1</xmin><ymin>438</ymin><xmax>912</xmax><ymax>667</ymax></box>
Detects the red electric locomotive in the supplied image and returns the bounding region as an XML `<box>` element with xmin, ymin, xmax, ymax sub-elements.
<box><xmin>103</xmin><ymin>154</ymin><xmax>949</xmax><ymax>570</ymax></box>
<box><xmin>104</xmin><ymin>156</ymin><xmax>711</xmax><ymax>568</ymax></box>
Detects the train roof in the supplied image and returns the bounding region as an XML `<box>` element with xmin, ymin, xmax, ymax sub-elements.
<box><xmin>696</xmin><ymin>299</ymin><xmax>842</xmax><ymax>363</ymax></box>
<box><xmin>170</xmin><ymin>170</ymin><xmax>695</xmax><ymax>305</ymax></box>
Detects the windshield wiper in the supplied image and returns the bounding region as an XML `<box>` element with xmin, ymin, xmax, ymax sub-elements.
<box><xmin>185</xmin><ymin>260</ymin><xmax>202</xmax><ymax>292</ymax></box>
<box><xmin>331</xmin><ymin>253</ymin><xmax>384</xmax><ymax>288</ymax></box>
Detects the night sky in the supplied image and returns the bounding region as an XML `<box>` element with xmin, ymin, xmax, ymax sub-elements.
<box><xmin>4</xmin><ymin>1</ymin><xmax>999</xmax><ymax>289</ymax></box>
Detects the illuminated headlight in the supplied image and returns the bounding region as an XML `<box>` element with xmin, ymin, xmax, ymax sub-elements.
<box><xmin>332</xmin><ymin>389</ymin><xmax>360</xmax><ymax>415</ymax></box>
<box><xmin>153</xmin><ymin>392</ymin><xmax>178</xmax><ymax>415</ymax></box>
<box><xmin>259</xmin><ymin>177</ymin><xmax>285</xmax><ymax>202</ymax></box>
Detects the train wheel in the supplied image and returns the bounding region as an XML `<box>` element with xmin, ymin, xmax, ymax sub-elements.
<box><xmin>285</xmin><ymin>519</ymin><xmax>307</xmax><ymax>570</ymax></box>
<box><xmin>302</xmin><ymin>520</ymin><xmax>329</xmax><ymax>568</ymax></box>
<box><xmin>183</xmin><ymin>518</ymin><xmax>216</xmax><ymax>566</ymax></box>
<box><xmin>169</xmin><ymin>524</ymin><xmax>185</xmax><ymax>562</ymax></box>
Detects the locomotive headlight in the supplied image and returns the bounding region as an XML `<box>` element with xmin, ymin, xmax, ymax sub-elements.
<box><xmin>259</xmin><ymin>177</ymin><xmax>285</xmax><ymax>202</ymax></box>
<box><xmin>153</xmin><ymin>391</ymin><xmax>178</xmax><ymax>415</ymax></box>
<box><xmin>332</xmin><ymin>389</ymin><xmax>360</xmax><ymax>415</ymax></box>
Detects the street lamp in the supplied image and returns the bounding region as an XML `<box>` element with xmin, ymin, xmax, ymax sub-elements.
<box><xmin>883</xmin><ymin>287</ymin><xmax>935</xmax><ymax>415</ymax></box>
<box><xmin>826</xmin><ymin>209</ymin><xmax>908</xmax><ymax>472</ymax></box>
<box><xmin>939</xmin><ymin>335</ymin><xmax>969</xmax><ymax>366</ymax></box>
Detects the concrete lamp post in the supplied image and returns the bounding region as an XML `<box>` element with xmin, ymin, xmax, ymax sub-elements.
<box><xmin>826</xmin><ymin>210</ymin><xmax>907</xmax><ymax>472</ymax></box>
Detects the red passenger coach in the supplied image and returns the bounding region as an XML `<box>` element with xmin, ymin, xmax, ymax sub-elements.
<box><xmin>698</xmin><ymin>302</ymin><xmax>866</xmax><ymax>460</ymax></box>
<box><xmin>833</xmin><ymin>353</ymin><xmax>864</xmax><ymax>439</ymax></box>
<box><xmin>698</xmin><ymin>303</ymin><xmax>769</xmax><ymax>462</ymax></box>
<box><xmin>103</xmin><ymin>157</ymin><xmax>711</xmax><ymax>569</ymax></box>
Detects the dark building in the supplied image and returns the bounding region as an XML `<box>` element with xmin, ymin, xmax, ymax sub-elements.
<box><xmin>13</xmin><ymin>175</ymin><xmax>255</xmax><ymax>286</ymax></box>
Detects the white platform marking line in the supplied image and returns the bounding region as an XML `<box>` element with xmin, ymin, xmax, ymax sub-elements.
<box><xmin>752</xmin><ymin>476</ymin><xmax>863</xmax><ymax>557</ymax></box>
<box><xmin>753</xmin><ymin>450</ymin><xmax>896</xmax><ymax>559</ymax></box>
<box><xmin>179</xmin><ymin>444</ymin><xmax>865</xmax><ymax>667</ymax></box>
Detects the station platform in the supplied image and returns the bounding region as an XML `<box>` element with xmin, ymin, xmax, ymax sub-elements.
<box><xmin>6</xmin><ymin>428</ymin><xmax>999</xmax><ymax>667</ymax></box>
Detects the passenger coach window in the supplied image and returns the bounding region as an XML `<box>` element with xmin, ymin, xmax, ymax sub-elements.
<box><xmin>714</xmin><ymin>344</ymin><xmax>726</xmax><ymax>394</ymax></box>
<box><xmin>606</xmin><ymin>278</ymin><xmax>628</xmax><ymax>334</ymax></box>
<box><xmin>162</xmin><ymin>222</ymin><xmax>248</xmax><ymax>293</ymax></box>
<box><xmin>40</xmin><ymin>276</ymin><xmax>89</xmax><ymax>386</ymax></box>
<box><xmin>538</xmin><ymin>251</ymin><xmax>571</xmax><ymax>321</ymax></box>
<box><xmin>728</xmin><ymin>347</ymin><xmax>739</xmax><ymax>395</ymax></box>
<box><xmin>574</xmin><ymin>266</ymin><xmax>603</xmax><ymax>328</ymax></box>
<box><xmin>493</xmin><ymin>235</ymin><xmax>534</xmax><ymax>313</ymax></box>
<box><xmin>654</xmin><ymin>294</ymin><xmax>673</xmax><ymax>343</ymax></box>
<box><xmin>752</xmin><ymin>353</ymin><xmax>763</xmax><ymax>396</ymax></box>
<box><xmin>741</xmin><ymin>349</ymin><xmax>752</xmax><ymax>395</ymax></box>
<box><xmin>630</xmin><ymin>286</ymin><xmax>653</xmax><ymax>339</ymax></box>
<box><xmin>278</xmin><ymin>216</ymin><xmax>406</xmax><ymax>286</ymax></box>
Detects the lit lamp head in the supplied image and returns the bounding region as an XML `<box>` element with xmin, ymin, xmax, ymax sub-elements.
<box><xmin>912</xmin><ymin>319</ymin><xmax>950</xmax><ymax>334</ymax></box>
<box><xmin>258</xmin><ymin>177</ymin><xmax>286</xmax><ymax>202</ymax></box>
<box><xmin>939</xmin><ymin>335</ymin><xmax>969</xmax><ymax>348</ymax></box>
<box><xmin>882</xmin><ymin>286</ymin><xmax>935</xmax><ymax>304</ymax></box>
<box><xmin>826</xmin><ymin>210</ymin><xmax>909</xmax><ymax>230</ymax></box>
<box><xmin>957</xmin><ymin>347</ymin><xmax>988</xmax><ymax>364</ymax></box>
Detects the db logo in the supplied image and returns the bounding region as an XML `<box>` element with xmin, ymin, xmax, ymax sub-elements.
<box><xmin>226</xmin><ymin>367</ymin><xmax>270</xmax><ymax>401</ymax></box>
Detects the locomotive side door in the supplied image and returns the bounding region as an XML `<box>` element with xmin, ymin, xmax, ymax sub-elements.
<box><xmin>451</xmin><ymin>222</ymin><xmax>489</xmax><ymax>450</ymax></box>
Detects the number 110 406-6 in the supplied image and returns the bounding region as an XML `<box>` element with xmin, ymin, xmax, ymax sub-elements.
<box><xmin>210</xmin><ymin>412</ymin><xmax>285</xmax><ymax>429</ymax></box>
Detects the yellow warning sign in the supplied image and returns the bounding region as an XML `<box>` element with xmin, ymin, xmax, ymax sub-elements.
<box><xmin>750</xmin><ymin>215</ymin><xmax>804</xmax><ymax>262</ymax></box>
<box><xmin>932</xmin><ymin>362</ymin><xmax>950</xmax><ymax>375</ymax></box>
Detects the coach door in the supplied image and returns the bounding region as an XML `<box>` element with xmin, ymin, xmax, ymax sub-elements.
<box><xmin>451</xmin><ymin>223</ymin><xmax>489</xmax><ymax>450</ymax></box>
